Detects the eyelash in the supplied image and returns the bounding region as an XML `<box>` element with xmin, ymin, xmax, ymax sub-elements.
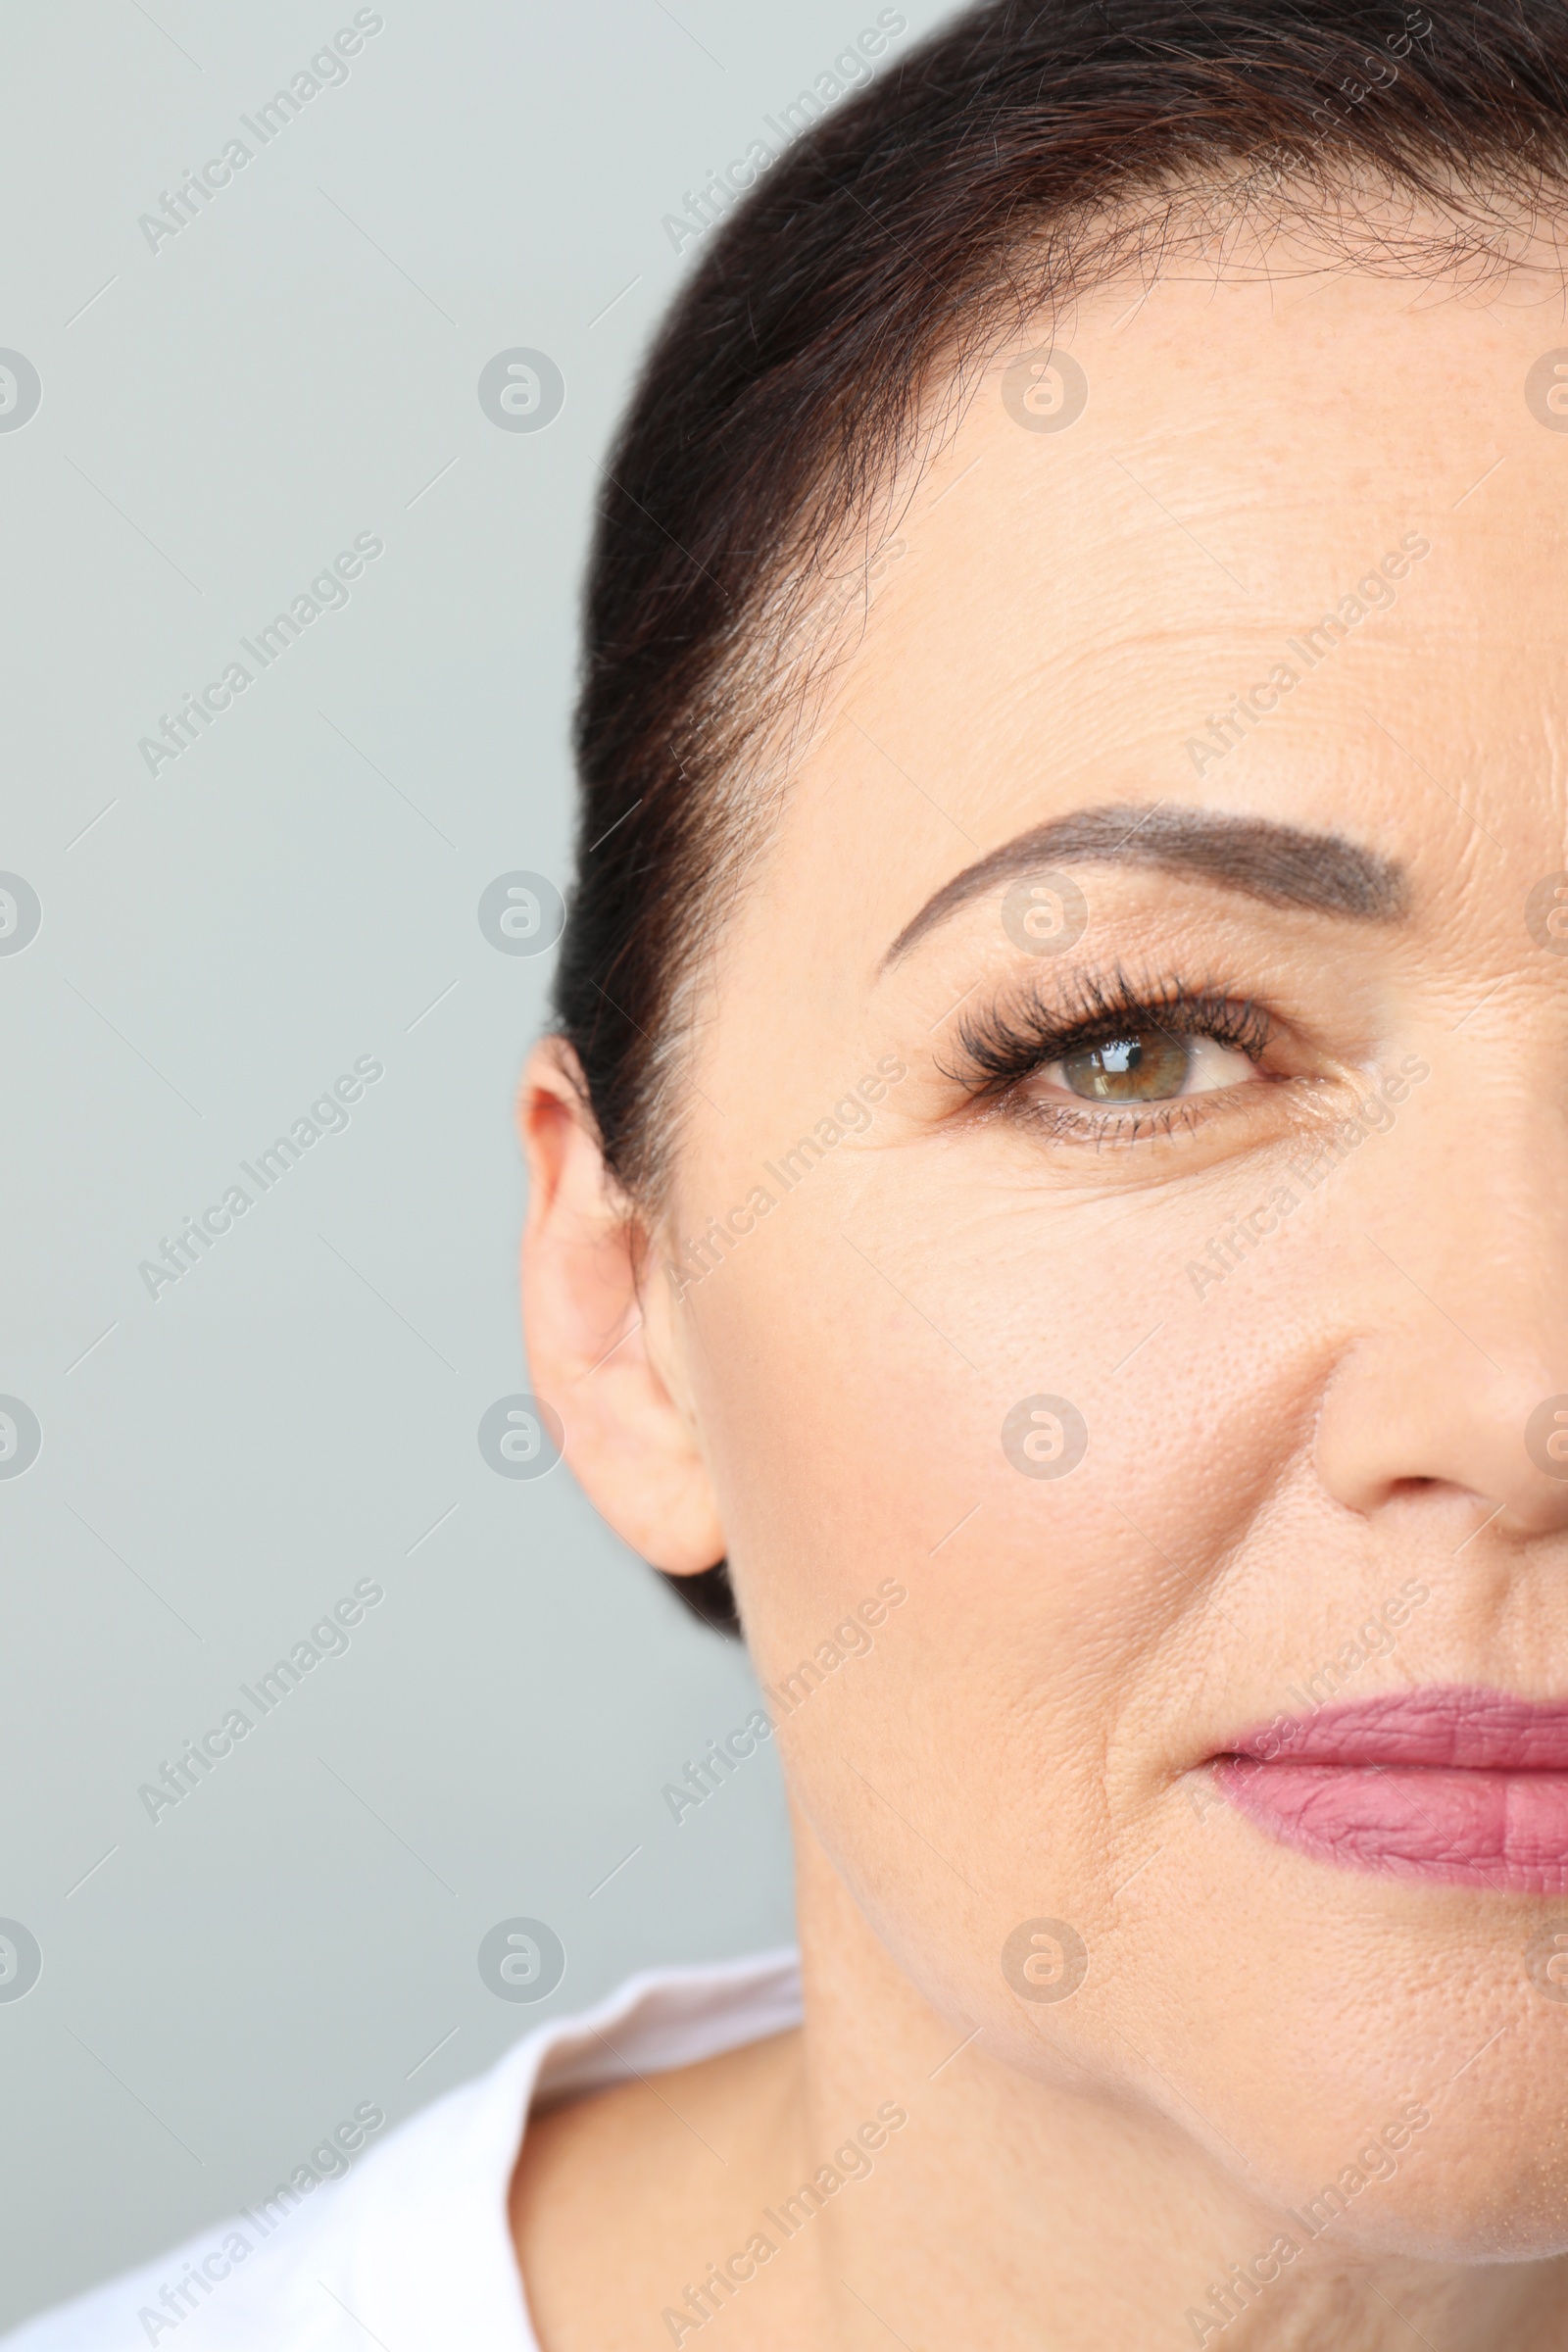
<box><xmin>942</xmin><ymin>969</ymin><xmax>1275</xmax><ymax>1144</ymax></box>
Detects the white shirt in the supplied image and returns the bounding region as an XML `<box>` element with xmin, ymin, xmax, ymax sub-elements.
<box><xmin>2</xmin><ymin>1947</ymin><xmax>802</xmax><ymax>2351</ymax></box>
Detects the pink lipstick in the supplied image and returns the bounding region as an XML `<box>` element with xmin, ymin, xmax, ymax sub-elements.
<box><xmin>1214</xmin><ymin>1689</ymin><xmax>1568</xmax><ymax>1891</ymax></box>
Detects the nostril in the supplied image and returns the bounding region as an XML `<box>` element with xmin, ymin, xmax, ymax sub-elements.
<box><xmin>1381</xmin><ymin>1474</ymin><xmax>1444</xmax><ymax>1503</ymax></box>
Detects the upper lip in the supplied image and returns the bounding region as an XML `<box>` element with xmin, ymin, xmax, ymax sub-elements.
<box><xmin>1222</xmin><ymin>1688</ymin><xmax>1568</xmax><ymax>1772</ymax></box>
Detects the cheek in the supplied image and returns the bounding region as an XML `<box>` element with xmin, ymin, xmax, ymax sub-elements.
<box><xmin>683</xmin><ymin>1164</ymin><xmax>1299</xmax><ymax>1974</ymax></box>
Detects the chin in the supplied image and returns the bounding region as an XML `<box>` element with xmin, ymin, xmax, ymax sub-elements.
<box><xmin>1280</xmin><ymin>2181</ymin><xmax>1568</xmax><ymax>2270</ymax></box>
<box><xmin>1216</xmin><ymin>2037</ymin><xmax>1568</xmax><ymax>2266</ymax></box>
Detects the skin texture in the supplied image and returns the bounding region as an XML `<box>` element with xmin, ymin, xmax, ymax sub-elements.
<box><xmin>514</xmin><ymin>228</ymin><xmax>1568</xmax><ymax>2348</ymax></box>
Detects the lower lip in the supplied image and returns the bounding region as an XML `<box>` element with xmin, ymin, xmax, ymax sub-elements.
<box><xmin>1214</xmin><ymin>1690</ymin><xmax>1568</xmax><ymax>1892</ymax></box>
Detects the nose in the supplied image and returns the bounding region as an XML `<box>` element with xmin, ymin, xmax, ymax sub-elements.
<box><xmin>1316</xmin><ymin>1231</ymin><xmax>1568</xmax><ymax>1539</ymax></box>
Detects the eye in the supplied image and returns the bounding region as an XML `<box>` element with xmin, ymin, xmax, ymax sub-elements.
<box><xmin>1043</xmin><ymin>1029</ymin><xmax>1259</xmax><ymax>1103</ymax></box>
<box><xmin>945</xmin><ymin>980</ymin><xmax>1277</xmax><ymax>1136</ymax></box>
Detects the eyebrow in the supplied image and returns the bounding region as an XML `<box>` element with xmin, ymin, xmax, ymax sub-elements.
<box><xmin>882</xmin><ymin>803</ymin><xmax>1410</xmax><ymax>967</ymax></box>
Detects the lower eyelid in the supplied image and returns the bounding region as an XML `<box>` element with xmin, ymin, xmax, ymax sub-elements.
<box><xmin>1007</xmin><ymin>1095</ymin><xmax>1227</xmax><ymax>1148</ymax></box>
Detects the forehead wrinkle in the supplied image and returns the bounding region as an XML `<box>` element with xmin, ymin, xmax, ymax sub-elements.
<box><xmin>882</xmin><ymin>803</ymin><xmax>1410</xmax><ymax>968</ymax></box>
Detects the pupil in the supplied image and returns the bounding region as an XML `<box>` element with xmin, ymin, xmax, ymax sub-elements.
<box><xmin>1062</xmin><ymin>1030</ymin><xmax>1190</xmax><ymax>1102</ymax></box>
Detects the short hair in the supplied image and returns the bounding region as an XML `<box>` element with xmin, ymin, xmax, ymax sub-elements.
<box><xmin>554</xmin><ymin>0</ymin><xmax>1568</xmax><ymax>1631</ymax></box>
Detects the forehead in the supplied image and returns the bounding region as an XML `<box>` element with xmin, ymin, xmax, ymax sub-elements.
<box><xmin>721</xmin><ymin>256</ymin><xmax>1568</xmax><ymax>998</ymax></box>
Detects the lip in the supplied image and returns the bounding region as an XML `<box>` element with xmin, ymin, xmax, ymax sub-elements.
<box><xmin>1213</xmin><ymin>1688</ymin><xmax>1568</xmax><ymax>1892</ymax></box>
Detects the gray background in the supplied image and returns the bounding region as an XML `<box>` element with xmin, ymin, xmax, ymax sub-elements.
<box><xmin>0</xmin><ymin>0</ymin><xmax>956</xmax><ymax>2326</ymax></box>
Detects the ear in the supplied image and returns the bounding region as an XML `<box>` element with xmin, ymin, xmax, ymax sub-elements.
<box><xmin>517</xmin><ymin>1038</ymin><xmax>726</xmax><ymax>1575</ymax></box>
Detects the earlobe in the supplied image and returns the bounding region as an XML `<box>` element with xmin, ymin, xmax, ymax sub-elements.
<box><xmin>517</xmin><ymin>1040</ymin><xmax>727</xmax><ymax>1575</ymax></box>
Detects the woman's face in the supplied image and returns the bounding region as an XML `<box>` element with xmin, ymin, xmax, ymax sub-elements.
<box><xmin>537</xmin><ymin>247</ymin><xmax>1568</xmax><ymax>2257</ymax></box>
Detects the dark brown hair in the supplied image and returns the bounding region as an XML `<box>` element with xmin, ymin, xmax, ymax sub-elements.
<box><xmin>554</xmin><ymin>0</ymin><xmax>1568</xmax><ymax>1632</ymax></box>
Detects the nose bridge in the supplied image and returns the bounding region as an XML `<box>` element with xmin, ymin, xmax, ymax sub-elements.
<box><xmin>1385</xmin><ymin>1033</ymin><xmax>1568</xmax><ymax>1362</ymax></box>
<box><xmin>1312</xmin><ymin>1056</ymin><xmax>1568</xmax><ymax>1532</ymax></box>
